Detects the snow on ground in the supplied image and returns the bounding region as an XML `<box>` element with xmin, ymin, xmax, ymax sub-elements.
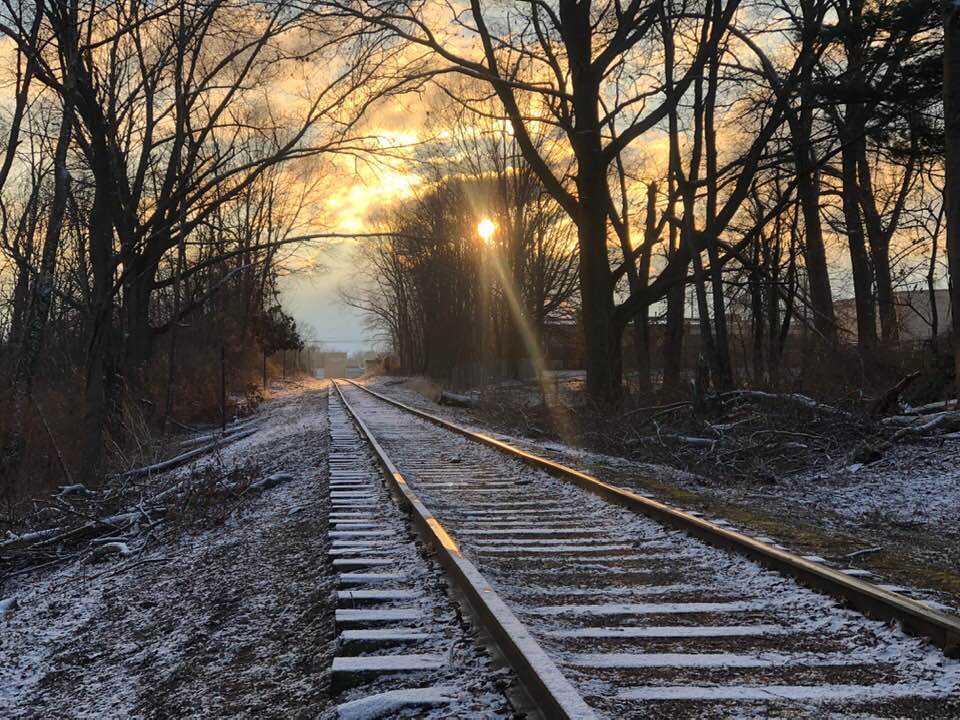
<box><xmin>781</xmin><ymin>442</ymin><xmax>960</xmax><ymax>533</ymax></box>
<box><xmin>0</xmin><ymin>379</ymin><xmax>335</xmax><ymax>718</ymax></box>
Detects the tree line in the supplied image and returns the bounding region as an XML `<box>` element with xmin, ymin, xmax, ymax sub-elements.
<box><xmin>2</xmin><ymin>0</ymin><xmax>960</xmax><ymax>496</ymax></box>
<box><xmin>0</xmin><ymin>0</ymin><xmax>403</xmax><ymax>491</ymax></box>
<box><xmin>331</xmin><ymin>0</ymin><xmax>957</xmax><ymax>402</ymax></box>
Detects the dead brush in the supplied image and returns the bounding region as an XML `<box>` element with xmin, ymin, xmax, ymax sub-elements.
<box><xmin>163</xmin><ymin>455</ymin><xmax>262</xmax><ymax>534</ymax></box>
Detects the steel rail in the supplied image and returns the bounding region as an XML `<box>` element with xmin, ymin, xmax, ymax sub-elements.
<box><xmin>343</xmin><ymin>378</ymin><xmax>960</xmax><ymax>654</ymax></box>
<box><xmin>332</xmin><ymin>381</ymin><xmax>597</xmax><ymax>720</ymax></box>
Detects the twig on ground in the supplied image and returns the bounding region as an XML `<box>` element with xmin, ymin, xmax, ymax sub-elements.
<box><xmin>844</xmin><ymin>546</ymin><xmax>882</xmax><ymax>559</ymax></box>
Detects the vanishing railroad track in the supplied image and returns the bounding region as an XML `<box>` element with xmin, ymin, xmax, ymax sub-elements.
<box><xmin>328</xmin><ymin>380</ymin><xmax>960</xmax><ymax>719</ymax></box>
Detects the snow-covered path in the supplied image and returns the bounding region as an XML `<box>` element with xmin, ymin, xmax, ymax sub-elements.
<box><xmin>0</xmin><ymin>380</ymin><xmax>336</xmax><ymax>718</ymax></box>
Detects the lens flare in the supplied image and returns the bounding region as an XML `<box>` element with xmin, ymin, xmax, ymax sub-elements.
<box><xmin>483</xmin><ymin>247</ymin><xmax>576</xmax><ymax>444</ymax></box>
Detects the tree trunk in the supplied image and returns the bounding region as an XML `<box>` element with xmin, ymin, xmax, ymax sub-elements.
<box><xmin>633</xmin><ymin>183</ymin><xmax>657</xmax><ymax>394</ymax></box>
<box><xmin>870</xmin><ymin>239</ymin><xmax>898</xmax><ymax>345</ymax></box>
<box><xmin>663</xmin><ymin>281</ymin><xmax>685</xmax><ymax>390</ymax></box>
<box><xmin>576</xmin><ymin>204</ymin><xmax>622</xmax><ymax>402</ymax></box>
<box><xmin>750</xmin><ymin>239</ymin><xmax>765</xmax><ymax>386</ymax></box>
<box><xmin>841</xmin><ymin>137</ymin><xmax>877</xmax><ymax>348</ymax></box>
<box><xmin>792</xmin><ymin>111</ymin><xmax>837</xmax><ymax>343</ymax></box>
<box><xmin>565</xmin><ymin>10</ymin><xmax>621</xmax><ymax>403</ymax></box>
<box><xmin>13</xmin><ymin>100</ymin><xmax>74</xmax><ymax>395</ymax></box>
<box><xmin>123</xmin><ymin>256</ymin><xmax>157</xmax><ymax>383</ymax></box>
<box><xmin>4</xmin><ymin>100</ymin><xmax>75</xmax><ymax>468</ymax></box>
<box><xmin>707</xmin><ymin>240</ymin><xmax>733</xmax><ymax>389</ymax></box>
<box><xmin>857</xmin><ymin>150</ymin><xmax>901</xmax><ymax>346</ymax></box>
<box><xmin>946</xmin><ymin>2</ymin><xmax>960</xmax><ymax>388</ymax></box>
<box><xmin>7</xmin><ymin>255</ymin><xmax>31</xmax><ymax>353</ymax></box>
<box><xmin>220</xmin><ymin>343</ymin><xmax>226</xmax><ymax>432</ymax></box>
<box><xmin>80</xmin><ymin>184</ymin><xmax>116</xmax><ymax>484</ymax></box>
<box><xmin>838</xmin><ymin>0</ymin><xmax>877</xmax><ymax>350</ymax></box>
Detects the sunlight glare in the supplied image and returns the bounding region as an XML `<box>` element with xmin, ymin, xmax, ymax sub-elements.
<box><xmin>477</xmin><ymin>218</ymin><xmax>495</xmax><ymax>243</ymax></box>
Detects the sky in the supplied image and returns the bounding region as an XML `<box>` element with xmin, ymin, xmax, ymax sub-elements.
<box><xmin>276</xmin><ymin>115</ymin><xmax>427</xmax><ymax>353</ymax></box>
<box><xmin>280</xmin><ymin>255</ymin><xmax>370</xmax><ymax>352</ymax></box>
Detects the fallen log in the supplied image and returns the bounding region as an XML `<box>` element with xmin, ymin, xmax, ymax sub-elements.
<box><xmin>439</xmin><ymin>391</ymin><xmax>478</xmax><ymax>408</ymax></box>
<box><xmin>121</xmin><ymin>427</ymin><xmax>257</xmax><ymax>479</ymax></box>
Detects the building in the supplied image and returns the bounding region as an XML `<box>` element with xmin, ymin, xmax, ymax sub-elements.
<box><xmin>315</xmin><ymin>352</ymin><xmax>348</xmax><ymax>379</ymax></box>
<box><xmin>834</xmin><ymin>289</ymin><xmax>952</xmax><ymax>344</ymax></box>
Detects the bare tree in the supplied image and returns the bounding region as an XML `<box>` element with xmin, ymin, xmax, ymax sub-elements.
<box><xmin>946</xmin><ymin>0</ymin><xmax>960</xmax><ymax>389</ymax></box>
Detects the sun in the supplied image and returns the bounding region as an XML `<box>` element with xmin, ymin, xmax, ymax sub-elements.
<box><xmin>477</xmin><ymin>218</ymin><xmax>495</xmax><ymax>243</ymax></box>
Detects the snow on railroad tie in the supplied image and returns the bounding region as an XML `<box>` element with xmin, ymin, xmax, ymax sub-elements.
<box><xmin>340</xmin><ymin>628</ymin><xmax>433</xmax><ymax>644</ymax></box>
<box><xmin>616</xmin><ymin>682</ymin><xmax>959</xmax><ymax>703</ymax></box>
<box><xmin>524</xmin><ymin>583</ymin><xmax>707</xmax><ymax>598</ymax></box>
<box><xmin>332</xmin><ymin>558</ymin><xmax>396</xmax><ymax>570</ymax></box>
<box><xmin>338</xmin><ymin>572</ymin><xmax>407</xmax><ymax>585</ymax></box>
<box><xmin>338</xmin><ymin>590</ymin><xmax>422</xmax><ymax>602</ymax></box>
<box><xmin>329</xmin><ymin>530</ymin><xmax>393</xmax><ymax>538</ymax></box>
<box><xmin>468</xmin><ymin>536</ymin><xmax>633</xmax><ymax>546</ymax></box>
<box><xmin>566</xmin><ymin>651</ymin><xmax>868</xmax><ymax>669</ymax></box>
<box><xmin>475</xmin><ymin>544</ymin><xmax>635</xmax><ymax>554</ymax></box>
<box><xmin>525</xmin><ymin>600</ymin><xmax>773</xmax><ymax>616</ymax></box>
<box><xmin>335</xmin><ymin>686</ymin><xmax>456</xmax><ymax>720</ymax></box>
<box><xmin>544</xmin><ymin>624</ymin><xmax>792</xmax><ymax>639</ymax></box>
<box><xmin>457</xmin><ymin>527</ymin><xmax>611</xmax><ymax>536</ymax></box>
<box><xmin>327</xmin><ymin>544</ymin><xmax>392</xmax><ymax>557</ymax></box>
<box><xmin>333</xmin><ymin>607</ymin><xmax>423</xmax><ymax>625</ymax></box>
<box><xmin>333</xmin><ymin>653</ymin><xmax>446</xmax><ymax>673</ymax></box>
<box><xmin>460</xmin><ymin>509</ymin><xmax>570</xmax><ymax>517</ymax></box>
<box><xmin>331</xmin><ymin>655</ymin><xmax>448</xmax><ymax>692</ymax></box>
<box><xmin>464</xmin><ymin>501</ymin><xmax>567</xmax><ymax>509</ymax></box>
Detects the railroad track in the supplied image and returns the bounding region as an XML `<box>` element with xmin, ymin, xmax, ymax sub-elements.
<box><xmin>330</xmin><ymin>380</ymin><xmax>960</xmax><ymax>718</ymax></box>
<box><xmin>326</xmin><ymin>398</ymin><xmax>518</xmax><ymax>718</ymax></box>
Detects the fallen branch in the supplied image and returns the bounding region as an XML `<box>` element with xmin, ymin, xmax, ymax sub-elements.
<box><xmin>845</xmin><ymin>546</ymin><xmax>882</xmax><ymax>559</ymax></box>
<box><xmin>120</xmin><ymin>427</ymin><xmax>257</xmax><ymax>479</ymax></box>
<box><xmin>177</xmin><ymin>421</ymin><xmax>258</xmax><ymax>448</ymax></box>
<box><xmin>720</xmin><ymin>390</ymin><xmax>851</xmax><ymax>417</ymax></box>
<box><xmin>902</xmin><ymin>399</ymin><xmax>958</xmax><ymax>416</ymax></box>
<box><xmin>889</xmin><ymin>412</ymin><xmax>960</xmax><ymax>442</ymax></box>
<box><xmin>621</xmin><ymin>400</ymin><xmax>692</xmax><ymax>419</ymax></box>
<box><xmin>649</xmin><ymin>433</ymin><xmax>717</xmax><ymax>447</ymax></box>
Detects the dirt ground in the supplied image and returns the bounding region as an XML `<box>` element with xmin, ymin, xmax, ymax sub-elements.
<box><xmin>365</xmin><ymin>376</ymin><xmax>960</xmax><ymax>612</ymax></box>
